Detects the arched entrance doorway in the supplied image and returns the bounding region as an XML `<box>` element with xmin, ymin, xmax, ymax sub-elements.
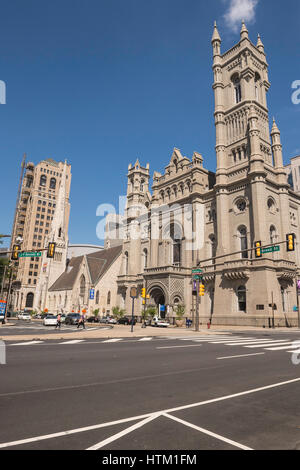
<box><xmin>25</xmin><ymin>292</ymin><xmax>34</xmax><ymax>309</ymax></box>
<box><xmin>149</xmin><ymin>287</ymin><xmax>166</xmax><ymax>318</ymax></box>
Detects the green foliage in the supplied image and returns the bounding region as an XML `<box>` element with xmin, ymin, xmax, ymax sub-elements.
<box><xmin>175</xmin><ymin>304</ymin><xmax>185</xmax><ymax>320</ymax></box>
<box><xmin>112</xmin><ymin>306</ymin><xmax>125</xmax><ymax>319</ymax></box>
<box><xmin>93</xmin><ymin>309</ymin><xmax>100</xmax><ymax>317</ymax></box>
<box><xmin>145</xmin><ymin>306</ymin><xmax>157</xmax><ymax>319</ymax></box>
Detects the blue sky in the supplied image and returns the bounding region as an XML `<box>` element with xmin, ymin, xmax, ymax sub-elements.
<box><xmin>0</xmin><ymin>0</ymin><xmax>299</xmax><ymax>246</ymax></box>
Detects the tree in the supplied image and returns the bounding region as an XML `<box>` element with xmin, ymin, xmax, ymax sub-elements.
<box><xmin>112</xmin><ymin>306</ymin><xmax>125</xmax><ymax>320</ymax></box>
<box><xmin>93</xmin><ymin>308</ymin><xmax>100</xmax><ymax>317</ymax></box>
<box><xmin>175</xmin><ymin>304</ymin><xmax>185</xmax><ymax>320</ymax></box>
<box><xmin>145</xmin><ymin>306</ymin><xmax>157</xmax><ymax>323</ymax></box>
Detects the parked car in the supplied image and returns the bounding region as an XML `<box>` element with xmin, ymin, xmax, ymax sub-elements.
<box><xmin>65</xmin><ymin>313</ymin><xmax>81</xmax><ymax>325</ymax></box>
<box><xmin>99</xmin><ymin>317</ymin><xmax>109</xmax><ymax>324</ymax></box>
<box><xmin>87</xmin><ymin>316</ymin><xmax>100</xmax><ymax>323</ymax></box>
<box><xmin>43</xmin><ymin>315</ymin><xmax>57</xmax><ymax>326</ymax></box>
<box><xmin>60</xmin><ymin>314</ymin><xmax>66</xmax><ymax>323</ymax></box>
<box><xmin>107</xmin><ymin>317</ymin><xmax>117</xmax><ymax>324</ymax></box>
<box><xmin>118</xmin><ymin>316</ymin><xmax>136</xmax><ymax>325</ymax></box>
<box><xmin>17</xmin><ymin>313</ymin><xmax>31</xmax><ymax>321</ymax></box>
<box><xmin>152</xmin><ymin>316</ymin><xmax>170</xmax><ymax>328</ymax></box>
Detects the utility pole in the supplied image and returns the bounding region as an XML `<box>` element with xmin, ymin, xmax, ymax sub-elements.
<box><xmin>3</xmin><ymin>265</ymin><xmax>13</xmax><ymax>324</ymax></box>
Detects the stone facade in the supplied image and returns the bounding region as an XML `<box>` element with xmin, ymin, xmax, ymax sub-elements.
<box><xmin>115</xmin><ymin>23</ymin><xmax>300</xmax><ymax>327</ymax></box>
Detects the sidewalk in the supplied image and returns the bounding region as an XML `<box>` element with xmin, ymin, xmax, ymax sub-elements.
<box><xmin>1</xmin><ymin>322</ymin><xmax>299</xmax><ymax>342</ymax></box>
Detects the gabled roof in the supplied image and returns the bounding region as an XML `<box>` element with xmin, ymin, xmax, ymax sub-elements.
<box><xmin>49</xmin><ymin>245</ymin><xmax>122</xmax><ymax>292</ymax></box>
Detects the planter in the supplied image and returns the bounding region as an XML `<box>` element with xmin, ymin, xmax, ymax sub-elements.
<box><xmin>175</xmin><ymin>319</ymin><xmax>184</xmax><ymax>328</ymax></box>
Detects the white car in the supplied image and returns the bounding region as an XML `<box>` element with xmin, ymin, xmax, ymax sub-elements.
<box><xmin>43</xmin><ymin>315</ymin><xmax>58</xmax><ymax>326</ymax></box>
<box><xmin>153</xmin><ymin>316</ymin><xmax>170</xmax><ymax>328</ymax></box>
<box><xmin>17</xmin><ymin>313</ymin><xmax>31</xmax><ymax>321</ymax></box>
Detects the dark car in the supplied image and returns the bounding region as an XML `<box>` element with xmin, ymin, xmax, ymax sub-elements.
<box><xmin>118</xmin><ymin>316</ymin><xmax>136</xmax><ymax>326</ymax></box>
<box><xmin>87</xmin><ymin>316</ymin><xmax>100</xmax><ymax>323</ymax></box>
<box><xmin>65</xmin><ymin>313</ymin><xmax>81</xmax><ymax>325</ymax></box>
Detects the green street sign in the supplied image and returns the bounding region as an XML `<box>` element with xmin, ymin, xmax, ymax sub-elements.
<box><xmin>193</xmin><ymin>275</ymin><xmax>202</xmax><ymax>281</ymax></box>
<box><xmin>261</xmin><ymin>246</ymin><xmax>280</xmax><ymax>254</ymax></box>
<box><xmin>192</xmin><ymin>269</ymin><xmax>203</xmax><ymax>274</ymax></box>
<box><xmin>19</xmin><ymin>251</ymin><xmax>42</xmax><ymax>258</ymax></box>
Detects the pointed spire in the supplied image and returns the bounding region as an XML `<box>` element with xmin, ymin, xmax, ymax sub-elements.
<box><xmin>240</xmin><ymin>20</ymin><xmax>249</xmax><ymax>40</ymax></box>
<box><xmin>271</xmin><ymin>118</ymin><xmax>280</xmax><ymax>135</ymax></box>
<box><xmin>211</xmin><ymin>21</ymin><xmax>221</xmax><ymax>43</ymax></box>
<box><xmin>256</xmin><ymin>34</ymin><xmax>265</xmax><ymax>53</ymax></box>
<box><xmin>134</xmin><ymin>158</ymin><xmax>140</xmax><ymax>168</ymax></box>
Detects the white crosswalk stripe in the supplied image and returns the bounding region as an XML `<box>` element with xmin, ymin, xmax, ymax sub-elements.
<box><xmin>10</xmin><ymin>341</ymin><xmax>44</xmax><ymax>346</ymax></box>
<box><xmin>102</xmin><ymin>339</ymin><xmax>123</xmax><ymax>343</ymax></box>
<box><xmin>138</xmin><ymin>337</ymin><xmax>153</xmax><ymax>341</ymax></box>
<box><xmin>58</xmin><ymin>340</ymin><xmax>86</xmax><ymax>345</ymax></box>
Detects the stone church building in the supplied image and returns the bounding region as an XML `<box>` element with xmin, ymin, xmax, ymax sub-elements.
<box><xmin>115</xmin><ymin>22</ymin><xmax>300</xmax><ymax>327</ymax></box>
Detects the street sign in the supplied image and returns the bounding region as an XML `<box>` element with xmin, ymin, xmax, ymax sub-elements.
<box><xmin>19</xmin><ymin>251</ymin><xmax>42</xmax><ymax>258</ymax></box>
<box><xmin>130</xmin><ymin>287</ymin><xmax>138</xmax><ymax>299</ymax></box>
<box><xmin>193</xmin><ymin>275</ymin><xmax>202</xmax><ymax>281</ymax></box>
<box><xmin>192</xmin><ymin>269</ymin><xmax>203</xmax><ymax>274</ymax></box>
<box><xmin>261</xmin><ymin>246</ymin><xmax>280</xmax><ymax>254</ymax></box>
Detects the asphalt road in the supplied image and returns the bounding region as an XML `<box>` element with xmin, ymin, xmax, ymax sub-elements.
<box><xmin>1</xmin><ymin>330</ymin><xmax>300</xmax><ymax>450</ymax></box>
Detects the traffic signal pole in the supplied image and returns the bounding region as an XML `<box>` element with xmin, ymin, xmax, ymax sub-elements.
<box><xmin>195</xmin><ymin>278</ymin><xmax>199</xmax><ymax>332</ymax></box>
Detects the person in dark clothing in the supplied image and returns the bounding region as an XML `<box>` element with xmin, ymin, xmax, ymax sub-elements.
<box><xmin>56</xmin><ymin>313</ymin><xmax>62</xmax><ymax>329</ymax></box>
<box><xmin>77</xmin><ymin>314</ymin><xmax>86</xmax><ymax>329</ymax></box>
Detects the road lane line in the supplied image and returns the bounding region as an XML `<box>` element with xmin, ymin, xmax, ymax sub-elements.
<box><xmin>217</xmin><ymin>353</ymin><xmax>265</xmax><ymax>360</ymax></box>
<box><xmin>0</xmin><ymin>377</ymin><xmax>299</xmax><ymax>449</ymax></box>
<box><xmin>138</xmin><ymin>337</ymin><xmax>153</xmax><ymax>341</ymax></box>
<box><xmin>162</xmin><ymin>413</ymin><xmax>252</xmax><ymax>450</ymax></box>
<box><xmin>156</xmin><ymin>345</ymin><xmax>202</xmax><ymax>350</ymax></box>
<box><xmin>86</xmin><ymin>414</ymin><xmax>160</xmax><ymax>450</ymax></box>
<box><xmin>10</xmin><ymin>341</ymin><xmax>44</xmax><ymax>346</ymax></box>
<box><xmin>58</xmin><ymin>340</ymin><xmax>86</xmax><ymax>345</ymax></box>
<box><xmin>102</xmin><ymin>339</ymin><xmax>123</xmax><ymax>343</ymax></box>
<box><xmin>245</xmin><ymin>341</ymin><xmax>293</xmax><ymax>349</ymax></box>
<box><xmin>229</xmin><ymin>340</ymin><xmax>290</xmax><ymax>347</ymax></box>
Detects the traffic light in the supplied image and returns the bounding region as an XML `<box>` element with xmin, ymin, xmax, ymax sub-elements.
<box><xmin>11</xmin><ymin>244</ymin><xmax>21</xmax><ymax>260</ymax></box>
<box><xmin>199</xmin><ymin>284</ymin><xmax>205</xmax><ymax>297</ymax></box>
<box><xmin>254</xmin><ymin>241</ymin><xmax>262</xmax><ymax>258</ymax></box>
<box><xmin>141</xmin><ymin>288</ymin><xmax>146</xmax><ymax>298</ymax></box>
<box><xmin>286</xmin><ymin>233</ymin><xmax>295</xmax><ymax>252</ymax></box>
<box><xmin>47</xmin><ymin>242</ymin><xmax>56</xmax><ymax>258</ymax></box>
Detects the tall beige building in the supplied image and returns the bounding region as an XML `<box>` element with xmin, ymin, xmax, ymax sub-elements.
<box><xmin>13</xmin><ymin>158</ymin><xmax>71</xmax><ymax>311</ymax></box>
<box><xmin>116</xmin><ymin>22</ymin><xmax>300</xmax><ymax>327</ymax></box>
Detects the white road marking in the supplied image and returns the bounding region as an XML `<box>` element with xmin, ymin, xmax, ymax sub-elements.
<box><xmin>59</xmin><ymin>340</ymin><xmax>86</xmax><ymax>345</ymax></box>
<box><xmin>210</xmin><ymin>339</ymin><xmax>260</xmax><ymax>344</ymax></box>
<box><xmin>287</xmin><ymin>349</ymin><xmax>300</xmax><ymax>354</ymax></box>
<box><xmin>102</xmin><ymin>339</ymin><xmax>123</xmax><ymax>343</ymax></box>
<box><xmin>229</xmin><ymin>340</ymin><xmax>289</xmax><ymax>347</ymax></box>
<box><xmin>265</xmin><ymin>343</ymin><xmax>300</xmax><ymax>351</ymax></box>
<box><xmin>217</xmin><ymin>353</ymin><xmax>265</xmax><ymax>360</ymax></box>
<box><xmin>156</xmin><ymin>345</ymin><xmax>203</xmax><ymax>350</ymax></box>
<box><xmin>0</xmin><ymin>377</ymin><xmax>299</xmax><ymax>449</ymax></box>
<box><xmin>86</xmin><ymin>414</ymin><xmax>160</xmax><ymax>450</ymax></box>
<box><xmin>245</xmin><ymin>341</ymin><xmax>293</xmax><ymax>349</ymax></box>
<box><xmin>10</xmin><ymin>341</ymin><xmax>44</xmax><ymax>346</ymax></box>
<box><xmin>138</xmin><ymin>337</ymin><xmax>153</xmax><ymax>341</ymax></box>
<box><xmin>162</xmin><ymin>413</ymin><xmax>252</xmax><ymax>450</ymax></box>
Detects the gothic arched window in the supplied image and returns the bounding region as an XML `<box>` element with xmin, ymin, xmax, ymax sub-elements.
<box><xmin>170</xmin><ymin>223</ymin><xmax>183</xmax><ymax>266</ymax></box>
<box><xmin>124</xmin><ymin>252</ymin><xmax>129</xmax><ymax>275</ymax></box>
<box><xmin>50</xmin><ymin>178</ymin><xmax>56</xmax><ymax>189</ymax></box>
<box><xmin>232</xmin><ymin>74</ymin><xmax>242</xmax><ymax>104</ymax></box>
<box><xmin>238</xmin><ymin>226</ymin><xmax>248</xmax><ymax>259</ymax></box>
<box><xmin>107</xmin><ymin>291</ymin><xmax>111</xmax><ymax>305</ymax></box>
<box><xmin>40</xmin><ymin>175</ymin><xmax>47</xmax><ymax>187</ymax></box>
<box><xmin>80</xmin><ymin>275</ymin><xmax>86</xmax><ymax>297</ymax></box>
<box><xmin>237</xmin><ymin>286</ymin><xmax>247</xmax><ymax>312</ymax></box>
<box><xmin>96</xmin><ymin>290</ymin><xmax>100</xmax><ymax>304</ymax></box>
<box><xmin>143</xmin><ymin>249</ymin><xmax>148</xmax><ymax>269</ymax></box>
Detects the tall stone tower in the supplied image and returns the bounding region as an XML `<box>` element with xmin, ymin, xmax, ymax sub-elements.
<box><xmin>34</xmin><ymin>161</ymin><xmax>71</xmax><ymax>312</ymax></box>
<box><xmin>210</xmin><ymin>22</ymin><xmax>294</xmax><ymax>325</ymax></box>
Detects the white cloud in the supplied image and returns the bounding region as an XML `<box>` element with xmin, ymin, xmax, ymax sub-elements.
<box><xmin>224</xmin><ymin>0</ymin><xmax>259</xmax><ymax>32</ymax></box>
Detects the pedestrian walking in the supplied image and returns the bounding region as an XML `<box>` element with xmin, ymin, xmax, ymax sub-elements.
<box><xmin>77</xmin><ymin>313</ymin><xmax>86</xmax><ymax>329</ymax></box>
<box><xmin>55</xmin><ymin>313</ymin><xmax>61</xmax><ymax>329</ymax></box>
